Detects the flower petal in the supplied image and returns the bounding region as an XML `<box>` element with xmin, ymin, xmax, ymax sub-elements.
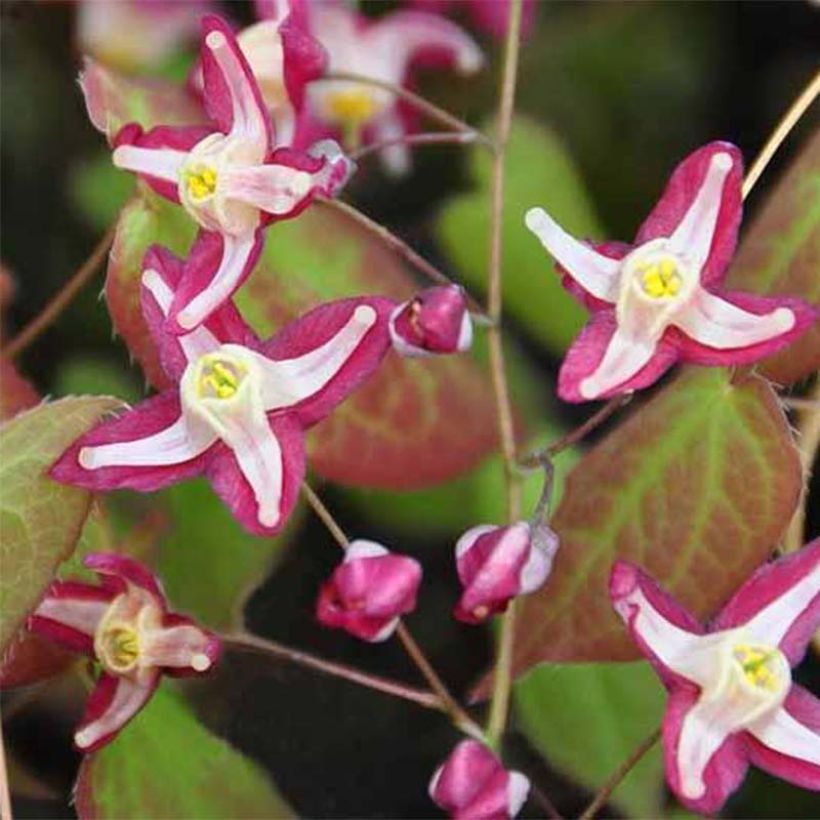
<box><xmin>371</xmin><ymin>111</ymin><xmax>411</xmax><ymax>177</ymax></box>
<box><xmin>745</xmin><ymin>684</ymin><xmax>820</xmax><ymax>792</ymax></box>
<box><xmin>711</xmin><ymin>540</ymin><xmax>820</xmax><ymax>666</ymax></box>
<box><xmin>83</xmin><ymin>553</ymin><xmax>165</xmax><ymax>600</ymax></box>
<box><xmin>51</xmin><ymin>393</ymin><xmax>214</xmax><ymax>493</ymax></box>
<box><xmin>525</xmin><ymin>207</ymin><xmax>621</xmax><ymax>303</ymax></box>
<box><xmin>74</xmin><ymin>670</ymin><xmax>159</xmax><ymax>753</ymax></box>
<box><xmin>30</xmin><ymin>582</ymin><xmax>113</xmax><ymax>655</ymax></box>
<box><xmin>201</xmin><ymin>15</ymin><xmax>271</xmax><ymax>152</ymax></box>
<box><xmin>279</xmin><ymin>0</ymin><xmax>328</xmax><ymax>113</ymax></box>
<box><xmin>141</xmin><ymin>620</ymin><xmax>220</xmax><ymax>673</ymax></box>
<box><xmin>636</xmin><ymin>141</ymin><xmax>743</xmax><ymax>288</ymax></box>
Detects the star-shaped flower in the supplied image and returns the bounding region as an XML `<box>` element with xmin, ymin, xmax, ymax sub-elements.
<box><xmin>51</xmin><ymin>238</ymin><xmax>394</xmax><ymax>536</ymax></box>
<box><xmin>111</xmin><ymin>14</ymin><xmax>351</xmax><ymax>332</ymax></box>
<box><xmin>525</xmin><ymin>141</ymin><xmax>817</xmax><ymax>402</ymax></box>
<box><xmin>30</xmin><ymin>553</ymin><xmax>221</xmax><ymax>752</ymax></box>
<box><xmin>300</xmin><ymin>1</ymin><xmax>483</xmax><ymax>175</ymax></box>
<box><xmin>610</xmin><ymin>542</ymin><xmax>820</xmax><ymax>813</ymax></box>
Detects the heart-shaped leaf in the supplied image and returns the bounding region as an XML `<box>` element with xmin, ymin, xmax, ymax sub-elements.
<box><xmin>0</xmin><ymin>396</ymin><xmax>123</xmax><ymax>653</ymax></box>
<box><xmin>492</xmin><ymin>367</ymin><xmax>800</xmax><ymax>680</ymax></box>
<box><xmin>75</xmin><ymin>686</ymin><xmax>292</xmax><ymax>819</ymax></box>
<box><xmin>725</xmin><ymin>128</ymin><xmax>820</xmax><ymax>384</ymax></box>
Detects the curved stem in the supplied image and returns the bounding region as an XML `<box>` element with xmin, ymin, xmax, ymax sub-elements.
<box><xmin>742</xmin><ymin>69</ymin><xmax>820</xmax><ymax>200</ymax></box>
<box><xmin>485</xmin><ymin>0</ymin><xmax>525</xmax><ymax>749</ymax></box>
<box><xmin>323</xmin><ymin>71</ymin><xmax>493</xmax><ymax>147</ymax></box>
<box><xmin>349</xmin><ymin>130</ymin><xmax>478</xmax><ymax>162</ymax></box>
<box><xmin>224</xmin><ymin>633</ymin><xmax>441</xmax><ymax>711</ymax></box>
<box><xmin>4</xmin><ymin>225</ymin><xmax>116</xmax><ymax>360</ymax></box>
<box><xmin>578</xmin><ymin>728</ymin><xmax>661</xmax><ymax>820</ymax></box>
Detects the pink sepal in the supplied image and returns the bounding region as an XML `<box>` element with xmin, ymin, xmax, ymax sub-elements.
<box><xmin>200</xmin><ymin>14</ymin><xmax>272</xmax><ymax>148</ymax></box>
<box><xmin>84</xmin><ymin>553</ymin><xmax>165</xmax><ymax>601</ymax></box>
<box><xmin>112</xmin><ymin>123</ymin><xmax>211</xmax><ymax>203</ymax></box>
<box><xmin>279</xmin><ymin>0</ymin><xmax>328</xmax><ymax>112</ymax></box>
<box><xmin>557</xmin><ymin>311</ymin><xmax>678</xmax><ymax>404</ymax></box>
<box><xmin>744</xmin><ymin>684</ymin><xmax>820</xmax><ymax>792</ymax></box>
<box><xmin>609</xmin><ymin>561</ymin><xmax>704</xmax><ymax>689</ymax></box>
<box><xmin>711</xmin><ymin>539</ymin><xmax>820</xmax><ymax>666</ymax></box>
<box><xmin>206</xmin><ymin>414</ymin><xmax>305</xmax><ymax>537</ymax></box>
<box><xmin>663</xmin><ymin>685</ymin><xmax>749</xmax><ymax>814</ymax></box>
<box><xmin>636</xmin><ymin>141</ymin><xmax>744</xmax><ymax>288</ymax></box>
<box><xmin>390</xmin><ymin>285</ymin><xmax>471</xmax><ymax>357</ymax></box>
<box><xmin>160</xmin><ymin>613</ymin><xmax>223</xmax><ymax>678</ymax></box>
<box><xmin>261</xmin><ymin>296</ymin><xmax>394</xmax><ymax>428</ymax></box>
<box><xmin>50</xmin><ymin>392</ymin><xmax>210</xmax><ymax>493</ymax></box>
<box><xmin>316</xmin><ymin>542</ymin><xmax>423</xmax><ymax>642</ymax></box>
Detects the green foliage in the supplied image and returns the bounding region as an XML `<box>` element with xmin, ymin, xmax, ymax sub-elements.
<box><xmin>71</xmin><ymin>154</ymin><xmax>135</xmax><ymax>232</ymax></box>
<box><xmin>75</xmin><ymin>686</ymin><xmax>292</xmax><ymax>819</ymax></box>
<box><xmin>515</xmin><ymin>662</ymin><xmax>665</xmax><ymax>817</ymax></box>
<box><xmin>0</xmin><ymin>396</ymin><xmax>122</xmax><ymax>651</ymax></box>
<box><xmin>437</xmin><ymin>116</ymin><xmax>603</xmax><ymax>354</ymax></box>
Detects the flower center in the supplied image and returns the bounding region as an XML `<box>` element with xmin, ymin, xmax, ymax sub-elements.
<box><xmin>98</xmin><ymin>625</ymin><xmax>140</xmax><ymax>673</ymax></box>
<box><xmin>732</xmin><ymin>642</ymin><xmax>785</xmax><ymax>693</ymax></box>
<box><xmin>634</xmin><ymin>254</ymin><xmax>684</xmax><ymax>299</ymax></box>
<box><xmin>196</xmin><ymin>355</ymin><xmax>247</xmax><ymax>400</ymax></box>
<box><xmin>326</xmin><ymin>88</ymin><xmax>376</xmax><ymax>126</ymax></box>
<box><xmin>183</xmin><ymin>165</ymin><xmax>218</xmax><ymax>202</ymax></box>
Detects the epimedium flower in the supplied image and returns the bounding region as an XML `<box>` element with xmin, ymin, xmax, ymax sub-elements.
<box><xmin>29</xmin><ymin>553</ymin><xmax>220</xmax><ymax>753</ymax></box>
<box><xmin>453</xmin><ymin>521</ymin><xmax>557</xmax><ymax>624</ymax></box>
<box><xmin>301</xmin><ymin>1</ymin><xmax>483</xmax><ymax>175</ymax></box>
<box><xmin>525</xmin><ymin>141</ymin><xmax>817</xmax><ymax>402</ymax></box>
<box><xmin>610</xmin><ymin>542</ymin><xmax>820</xmax><ymax>813</ymax></box>
<box><xmin>389</xmin><ymin>284</ymin><xmax>473</xmax><ymax>358</ymax></box>
<box><xmin>51</xmin><ymin>238</ymin><xmax>394</xmax><ymax>537</ymax></box>
<box><xmin>316</xmin><ymin>540</ymin><xmax>423</xmax><ymax>642</ymax></box>
<box><xmin>111</xmin><ymin>14</ymin><xmax>352</xmax><ymax>333</ymax></box>
<box><xmin>429</xmin><ymin>739</ymin><xmax>530</xmax><ymax>820</ymax></box>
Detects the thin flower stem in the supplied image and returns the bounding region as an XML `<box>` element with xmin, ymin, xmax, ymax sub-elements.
<box><xmin>530</xmin><ymin>782</ymin><xmax>563</xmax><ymax>820</ymax></box>
<box><xmin>578</xmin><ymin>728</ymin><xmax>661</xmax><ymax>820</ymax></box>
<box><xmin>300</xmin><ymin>483</ymin><xmax>486</xmax><ymax>740</ymax></box>
<box><xmin>323</xmin><ymin>71</ymin><xmax>493</xmax><ymax>147</ymax></box>
<box><xmin>485</xmin><ymin>0</ymin><xmax>524</xmax><ymax>750</ymax></box>
<box><xmin>742</xmin><ymin>69</ymin><xmax>820</xmax><ymax>200</ymax></box>
<box><xmin>224</xmin><ymin>633</ymin><xmax>442</xmax><ymax>711</ymax></box>
<box><xmin>4</xmin><ymin>225</ymin><xmax>116</xmax><ymax>360</ymax></box>
<box><xmin>316</xmin><ymin>196</ymin><xmax>490</xmax><ymax>321</ymax></box>
<box><xmin>0</xmin><ymin>715</ymin><xmax>11</xmax><ymax>820</ymax></box>
<box><xmin>349</xmin><ymin>131</ymin><xmax>479</xmax><ymax>162</ymax></box>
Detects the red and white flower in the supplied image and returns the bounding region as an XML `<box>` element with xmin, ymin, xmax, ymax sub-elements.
<box><xmin>610</xmin><ymin>542</ymin><xmax>820</xmax><ymax>813</ymax></box>
<box><xmin>29</xmin><ymin>553</ymin><xmax>220</xmax><ymax>752</ymax></box>
<box><xmin>302</xmin><ymin>1</ymin><xmax>483</xmax><ymax>175</ymax></box>
<box><xmin>51</xmin><ymin>240</ymin><xmax>393</xmax><ymax>537</ymax></box>
<box><xmin>111</xmin><ymin>14</ymin><xmax>351</xmax><ymax>332</ymax></box>
<box><xmin>316</xmin><ymin>540</ymin><xmax>423</xmax><ymax>642</ymax></box>
<box><xmin>389</xmin><ymin>285</ymin><xmax>472</xmax><ymax>358</ymax></box>
<box><xmin>453</xmin><ymin>522</ymin><xmax>557</xmax><ymax>624</ymax></box>
<box><xmin>429</xmin><ymin>739</ymin><xmax>530</xmax><ymax>819</ymax></box>
<box><xmin>525</xmin><ymin>141</ymin><xmax>817</xmax><ymax>402</ymax></box>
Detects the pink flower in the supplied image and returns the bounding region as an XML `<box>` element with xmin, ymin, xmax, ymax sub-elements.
<box><xmin>408</xmin><ymin>0</ymin><xmax>536</xmax><ymax>41</ymax></box>
<box><xmin>51</xmin><ymin>240</ymin><xmax>394</xmax><ymax>537</ymax></box>
<box><xmin>610</xmin><ymin>542</ymin><xmax>820</xmax><ymax>813</ymax></box>
<box><xmin>316</xmin><ymin>540</ymin><xmax>422</xmax><ymax>642</ymax></box>
<box><xmin>111</xmin><ymin>14</ymin><xmax>352</xmax><ymax>332</ymax></box>
<box><xmin>389</xmin><ymin>285</ymin><xmax>472</xmax><ymax>357</ymax></box>
<box><xmin>525</xmin><ymin>141</ymin><xmax>817</xmax><ymax>402</ymax></box>
<box><xmin>29</xmin><ymin>553</ymin><xmax>220</xmax><ymax>752</ymax></box>
<box><xmin>301</xmin><ymin>1</ymin><xmax>483</xmax><ymax>175</ymax></box>
<box><xmin>454</xmin><ymin>522</ymin><xmax>557</xmax><ymax>624</ymax></box>
<box><xmin>429</xmin><ymin>739</ymin><xmax>530</xmax><ymax>819</ymax></box>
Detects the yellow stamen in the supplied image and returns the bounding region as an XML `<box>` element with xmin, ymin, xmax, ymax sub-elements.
<box><xmin>102</xmin><ymin>626</ymin><xmax>139</xmax><ymax>669</ymax></box>
<box><xmin>637</xmin><ymin>257</ymin><xmax>683</xmax><ymax>298</ymax></box>
<box><xmin>326</xmin><ymin>89</ymin><xmax>376</xmax><ymax>126</ymax></box>
<box><xmin>733</xmin><ymin>643</ymin><xmax>780</xmax><ymax>692</ymax></box>
<box><xmin>183</xmin><ymin>166</ymin><xmax>218</xmax><ymax>201</ymax></box>
<box><xmin>197</xmin><ymin>358</ymin><xmax>246</xmax><ymax>400</ymax></box>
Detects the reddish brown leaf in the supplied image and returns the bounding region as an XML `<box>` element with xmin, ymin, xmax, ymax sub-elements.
<box><xmin>0</xmin><ymin>632</ymin><xmax>72</xmax><ymax>690</ymax></box>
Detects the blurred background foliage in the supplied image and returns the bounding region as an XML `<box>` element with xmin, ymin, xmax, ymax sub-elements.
<box><xmin>1</xmin><ymin>1</ymin><xmax>818</xmax><ymax>818</ymax></box>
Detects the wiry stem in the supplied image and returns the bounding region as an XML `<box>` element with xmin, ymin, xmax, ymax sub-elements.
<box><xmin>742</xmin><ymin>69</ymin><xmax>820</xmax><ymax>200</ymax></box>
<box><xmin>4</xmin><ymin>225</ymin><xmax>116</xmax><ymax>360</ymax></box>
<box><xmin>349</xmin><ymin>130</ymin><xmax>478</xmax><ymax>162</ymax></box>
<box><xmin>224</xmin><ymin>633</ymin><xmax>441</xmax><ymax>711</ymax></box>
<box><xmin>485</xmin><ymin>0</ymin><xmax>525</xmax><ymax>750</ymax></box>
<box><xmin>0</xmin><ymin>714</ymin><xmax>11</xmax><ymax>820</ymax></box>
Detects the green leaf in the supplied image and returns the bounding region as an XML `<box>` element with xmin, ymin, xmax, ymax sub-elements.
<box><xmin>515</xmin><ymin>662</ymin><xmax>665</xmax><ymax>817</ymax></box>
<box><xmin>504</xmin><ymin>367</ymin><xmax>801</xmax><ymax>673</ymax></box>
<box><xmin>725</xmin><ymin>128</ymin><xmax>820</xmax><ymax>385</ymax></box>
<box><xmin>0</xmin><ymin>396</ymin><xmax>123</xmax><ymax>652</ymax></box>
<box><xmin>70</xmin><ymin>153</ymin><xmax>135</xmax><ymax>232</ymax></box>
<box><xmin>74</xmin><ymin>686</ymin><xmax>292</xmax><ymax>820</ymax></box>
<box><xmin>54</xmin><ymin>355</ymin><xmax>142</xmax><ymax>405</ymax></box>
<box><xmin>437</xmin><ymin>116</ymin><xmax>603</xmax><ymax>354</ymax></box>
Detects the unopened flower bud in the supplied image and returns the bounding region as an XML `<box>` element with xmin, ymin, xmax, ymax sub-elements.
<box><xmin>389</xmin><ymin>285</ymin><xmax>472</xmax><ymax>358</ymax></box>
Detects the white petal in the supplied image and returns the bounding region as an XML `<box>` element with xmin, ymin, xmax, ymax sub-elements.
<box><xmin>668</xmin><ymin>152</ymin><xmax>733</xmax><ymax>274</ymax></box>
<box><xmin>78</xmin><ymin>413</ymin><xmax>216</xmax><ymax>470</ymax></box>
<box><xmin>579</xmin><ymin>328</ymin><xmax>656</xmax><ymax>400</ymax></box>
<box><xmin>748</xmin><ymin>705</ymin><xmax>820</xmax><ymax>767</ymax></box>
<box><xmin>220</xmin><ymin>163</ymin><xmax>314</xmax><ymax>215</ymax></box>
<box><xmin>345</xmin><ymin>540</ymin><xmax>390</xmax><ymax>562</ymax></box>
<box><xmin>112</xmin><ymin>145</ymin><xmax>188</xmax><ymax>183</ymax></box>
<box><xmin>525</xmin><ymin>208</ymin><xmax>620</xmax><ymax>302</ymax></box>
<box><xmin>372</xmin><ymin>112</ymin><xmax>410</xmax><ymax>177</ymax></box>
<box><xmin>507</xmin><ymin>772</ymin><xmax>531</xmax><ymax>818</ymax></box>
<box><xmin>35</xmin><ymin>596</ymin><xmax>109</xmax><ymax>637</ymax></box>
<box><xmin>674</xmin><ymin>288</ymin><xmax>795</xmax><ymax>349</ymax></box>
<box><xmin>255</xmin><ymin>304</ymin><xmax>378</xmax><ymax>410</ymax></box>
<box><xmin>140</xmin><ymin>623</ymin><xmax>213</xmax><ymax>670</ymax></box>
<box><xmin>676</xmin><ymin>695</ymin><xmax>735</xmax><ymax>800</ymax></box>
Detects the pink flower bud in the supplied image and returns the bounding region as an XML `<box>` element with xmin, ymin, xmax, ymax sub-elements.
<box><xmin>316</xmin><ymin>540</ymin><xmax>423</xmax><ymax>642</ymax></box>
<box><xmin>454</xmin><ymin>522</ymin><xmax>557</xmax><ymax>624</ymax></box>
<box><xmin>429</xmin><ymin>740</ymin><xmax>530</xmax><ymax>819</ymax></box>
<box><xmin>389</xmin><ymin>285</ymin><xmax>472</xmax><ymax>358</ymax></box>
